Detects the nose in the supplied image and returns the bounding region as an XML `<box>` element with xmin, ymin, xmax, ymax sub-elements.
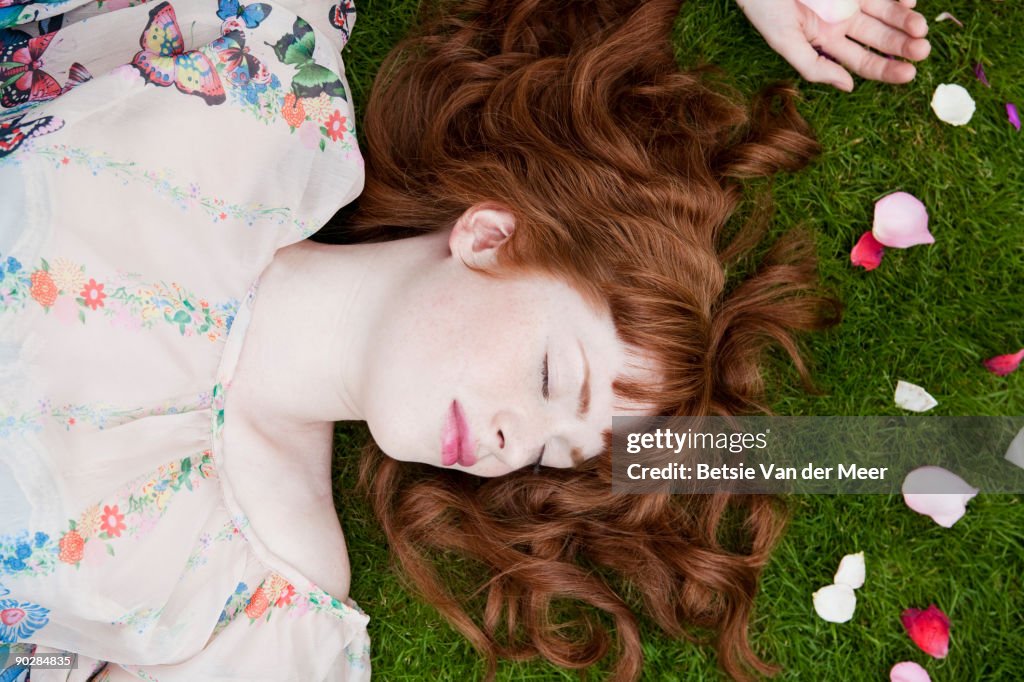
<box><xmin>491</xmin><ymin>408</ymin><xmax>545</xmax><ymax>470</ymax></box>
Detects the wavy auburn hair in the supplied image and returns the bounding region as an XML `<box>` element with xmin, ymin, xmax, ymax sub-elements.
<box><xmin>321</xmin><ymin>0</ymin><xmax>841</xmax><ymax>679</ymax></box>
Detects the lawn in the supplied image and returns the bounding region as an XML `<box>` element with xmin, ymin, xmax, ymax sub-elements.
<box><xmin>328</xmin><ymin>1</ymin><xmax>1024</xmax><ymax>679</ymax></box>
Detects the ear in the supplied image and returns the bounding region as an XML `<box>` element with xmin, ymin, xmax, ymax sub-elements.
<box><xmin>449</xmin><ymin>203</ymin><xmax>516</xmax><ymax>269</ymax></box>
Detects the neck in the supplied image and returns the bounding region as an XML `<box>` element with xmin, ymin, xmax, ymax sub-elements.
<box><xmin>230</xmin><ymin>230</ymin><xmax>448</xmax><ymax>428</ymax></box>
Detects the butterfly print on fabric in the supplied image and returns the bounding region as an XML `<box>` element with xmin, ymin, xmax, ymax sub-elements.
<box><xmin>327</xmin><ymin>0</ymin><xmax>355</xmax><ymax>45</ymax></box>
<box><xmin>60</xmin><ymin>62</ymin><xmax>92</xmax><ymax>95</ymax></box>
<box><xmin>216</xmin><ymin>0</ymin><xmax>272</xmax><ymax>29</ymax></box>
<box><xmin>0</xmin><ymin>111</ymin><xmax>63</xmax><ymax>158</ymax></box>
<box><xmin>0</xmin><ymin>28</ymin><xmax>61</xmax><ymax>108</ymax></box>
<box><xmin>37</xmin><ymin>12</ymin><xmax>62</xmax><ymax>34</ymax></box>
<box><xmin>209</xmin><ymin>30</ymin><xmax>269</xmax><ymax>86</ymax></box>
<box><xmin>131</xmin><ymin>2</ymin><xmax>226</xmax><ymax>105</ymax></box>
<box><xmin>267</xmin><ymin>17</ymin><xmax>345</xmax><ymax>100</ymax></box>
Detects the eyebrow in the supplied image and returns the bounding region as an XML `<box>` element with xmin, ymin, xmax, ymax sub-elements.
<box><xmin>576</xmin><ymin>338</ymin><xmax>591</xmax><ymax>420</ymax></box>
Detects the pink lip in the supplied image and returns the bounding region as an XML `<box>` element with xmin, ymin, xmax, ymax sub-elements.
<box><xmin>441</xmin><ymin>400</ymin><xmax>476</xmax><ymax>467</ymax></box>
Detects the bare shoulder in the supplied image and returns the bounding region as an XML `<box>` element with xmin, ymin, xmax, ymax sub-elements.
<box><xmin>286</xmin><ymin>516</ymin><xmax>353</xmax><ymax>604</ymax></box>
<box><xmin>221</xmin><ymin>397</ymin><xmax>354</xmax><ymax>603</ymax></box>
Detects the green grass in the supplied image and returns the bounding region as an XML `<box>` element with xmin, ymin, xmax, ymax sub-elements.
<box><xmin>331</xmin><ymin>1</ymin><xmax>1024</xmax><ymax>679</ymax></box>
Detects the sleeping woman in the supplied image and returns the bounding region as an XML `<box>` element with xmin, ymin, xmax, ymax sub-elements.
<box><xmin>0</xmin><ymin>0</ymin><xmax>929</xmax><ymax>680</ymax></box>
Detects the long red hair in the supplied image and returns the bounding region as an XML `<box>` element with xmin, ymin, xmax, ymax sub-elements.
<box><xmin>320</xmin><ymin>0</ymin><xmax>841</xmax><ymax>679</ymax></box>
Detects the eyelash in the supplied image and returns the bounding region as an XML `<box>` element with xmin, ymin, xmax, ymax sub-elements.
<box><xmin>541</xmin><ymin>352</ymin><xmax>549</xmax><ymax>400</ymax></box>
<box><xmin>535</xmin><ymin>352</ymin><xmax>549</xmax><ymax>474</ymax></box>
<box><xmin>533</xmin><ymin>445</ymin><xmax>545</xmax><ymax>475</ymax></box>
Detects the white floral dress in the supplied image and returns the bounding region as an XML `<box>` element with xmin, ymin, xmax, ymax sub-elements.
<box><xmin>0</xmin><ymin>0</ymin><xmax>368</xmax><ymax>678</ymax></box>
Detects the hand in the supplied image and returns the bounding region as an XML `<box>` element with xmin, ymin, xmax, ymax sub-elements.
<box><xmin>735</xmin><ymin>0</ymin><xmax>931</xmax><ymax>92</ymax></box>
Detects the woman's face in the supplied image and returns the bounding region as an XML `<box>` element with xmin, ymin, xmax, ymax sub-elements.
<box><xmin>357</xmin><ymin>205</ymin><xmax>657</xmax><ymax>477</ymax></box>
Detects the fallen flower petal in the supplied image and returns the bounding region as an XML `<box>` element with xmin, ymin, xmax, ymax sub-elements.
<box><xmin>894</xmin><ymin>380</ymin><xmax>938</xmax><ymax>412</ymax></box>
<box><xmin>799</xmin><ymin>0</ymin><xmax>858</xmax><ymax>23</ymax></box>
<box><xmin>984</xmin><ymin>348</ymin><xmax>1024</xmax><ymax>376</ymax></box>
<box><xmin>901</xmin><ymin>605</ymin><xmax>951</xmax><ymax>659</ymax></box>
<box><xmin>851</xmin><ymin>231</ymin><xmax>885</xmax><ymax>270</ymax></box>
<box><xmin>902</xmin><ymin>466</ymin><xmax>978</xmax><ymax>528</ymax></box>
<box><xmin>873</xmin><ymin>192</ymin><xmax>933</xmax><ymax>248</ymax></box>
<box><xmin>973</xmin><ymin>63</ymin><xmax>990</xmax><ymax>87</ymax></box>
<box><xmin>1008</xmin><ymin>103</ymin><xmax>1021</xmax><ymax>131</ymax></box>
<box><xmin>812</xmin><ymin>583</ymin><xmax>856</xmax><ymax>623</ymax></box>
<box><xmin>1005</xmin><ymin>426</ymin><xmax>1024</xmax><ymax>471</ymax></box>
<box><xmin>931</xmin><ymin>83</ymin><xmax>976</xmax><ymax>126</ymax></box>
<box><xmin>934</xmin><ymin>12</ymin><xmax>963</xmax><ymax>28</ymax></box>
<box><xmin>891</xmin><ymin>661</ymin><xmax>931</xmax><ymax>682</ymax></box>
<box><xmin>833</xmin><ymin>551</ymin><xmax>865</xmax><ymax>589</ymax></box>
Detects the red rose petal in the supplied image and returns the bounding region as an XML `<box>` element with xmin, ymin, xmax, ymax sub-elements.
<box><xmin>901</xmin><ymin>604</ymin><xmax>950</xmax><ymax>659</ymax></box>
<box><xmin>984</xmin><ymin>348</ymin><xmax>1024</xmax><ymax>377</ymax></box>
<box><xmin>851</xmin><ymin>231</ymin><xmax>885</xmax><ymax>270</ymax></box>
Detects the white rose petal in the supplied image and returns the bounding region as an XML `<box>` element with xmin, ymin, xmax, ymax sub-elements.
<box><xmin>1004</xmin><ymin>426</ymin><xmax>1024</xmax><ymax>470</ymax></box>
<box><xmin>812</xmin><ymin>583</ymin><xmax>857</xmax><ymax>623</ymax></box>
<box><xmin>833</xmin><ymin>551</ymin><xmax>865</xmax><ymax>590</ymax></box>
<box><xmin>894</xmin><ymin>380</ymin><xmax>938</xmax><ymax>413</ymax></box>
<box><xmin>931</xmin><ymin>84</ymin><xmax>976</xmax><ymax>126</ymax></box>
<box><xmin>902</xmin><ymin>466</ymin><xmax>979</xmax><ymax>528</ymax></box>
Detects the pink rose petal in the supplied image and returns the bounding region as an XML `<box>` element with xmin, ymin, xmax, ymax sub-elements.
<box><xmin>850</xmin><ymin>231</ymin><xmax>885</xmax><ymax>270</ymax></box>
<box><xmin>891</xmin><ymin>662</ymin><xmax>931</xmax><ymax>682</ymax></box>
<box><xmin>973</xmin><ymin>62</ymin><xmax>990</xmax><ymax>87</ymax></box>
<box><xmin>984</xmin><ymin>348</ymin><xmax>1024</xmax><ymax>376</ymax></box>
<box><xmin>1008</xmin><ymin>103</ymin><xmax>1021</xmax><ymax>131</ymax></box>
<box><xmin>873</xmin><ymin>192</ymin><xmax>933</xmax><ymax>248</ymax></box>
<box><xmin>934</xmin><ymin>12</ymin><xmax>963</xmax><ymax>28</ymax></box>
<box><xmin>901</xmin><ymin>605</ymin><xmax>951</xmax><ymax>659</ymax></box>
<box><xmin>902</xmin><ymin>466</ymin><xmax>978</xmax><ymax>528</ymax></box>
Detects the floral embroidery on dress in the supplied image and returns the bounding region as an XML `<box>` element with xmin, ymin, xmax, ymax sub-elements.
<box><xmin>213</xmin><ymin>580</ymin><xmax>250</xmax><ymax>635</ymax></box>
<box><xmin>110</xmin><ymin>605</ymin><xmax>167</xmax><ymax>635</ymax></box>
<box><xmin>345</xmin><ymin>641</ymin><xmax>370</xmax><ymax>670</ymax></box>
<box><xmin>211</xmin><ymin>381</ymin><xmax>231</xmax><ymax>436</ymax></box>
<box><xmin>0</xmin><ymin>584</ymin><xmax>50</xmax><ymax>643</ymax></box>
<box><xmin>0</xmin><ymin>252</ymin><xmax>240</xmax><ymax>338</ymax></box>
<box><xmin>184</xmin><ymin>515</ymin><xmax>247</xmax><ymax>572</ymax></box>
<box><xmin>212</xmin><ymin>570</ymin><xmax>367</xmax><ymax>630</ymax></box>
<box><xmin>54</xmin><ymin>452</ymin><xmax>216</xmax><ymax>569</ymax></box>
<box><xmin>0</xmin><ymin>144</ymin><xmax>317</xmax><ymax>232</ymax></box>
<box><xmin>212</xmin><ymin>570</ymin><xmax>361</xmax><ymax>633</ymax></box>
<box><xmin>242</xmin><ymin>573</ymin><xmax>297</xmax><ymax>622</ymax></box>
<box><xmin>0</xmin><ymin>390</ymin><xmax>215</xmax><ymax>439</ymax></box>
<box><xmin>0</xmin><ymin>532</ymin><xmax>56</xmax><ymax>577</ymax></box>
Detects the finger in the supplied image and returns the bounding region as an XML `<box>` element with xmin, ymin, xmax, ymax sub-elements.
<box><xmin>773</xmin><ymin>33</ymin><xmax>855</xmax><ymax>91</ymax></box>
<box><xmin>848</xmin><ymin>12</ymin><xmax>931</xmax><ymax>61</ymax></box>
<box><xmin>822</xmin><ymin>35</ymin><xmax>917</xmax><ymax>83</ymax></box>
<box><xmin>861</xmin><ymin>0</ymin><xmax>929</xmax><ymax>38</ymax></box>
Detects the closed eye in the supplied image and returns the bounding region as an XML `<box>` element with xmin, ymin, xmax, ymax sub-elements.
<box><xmin>541</xmin><ymin>352</ymin><xmax>549</xmax><ymax>400</ymax></box>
